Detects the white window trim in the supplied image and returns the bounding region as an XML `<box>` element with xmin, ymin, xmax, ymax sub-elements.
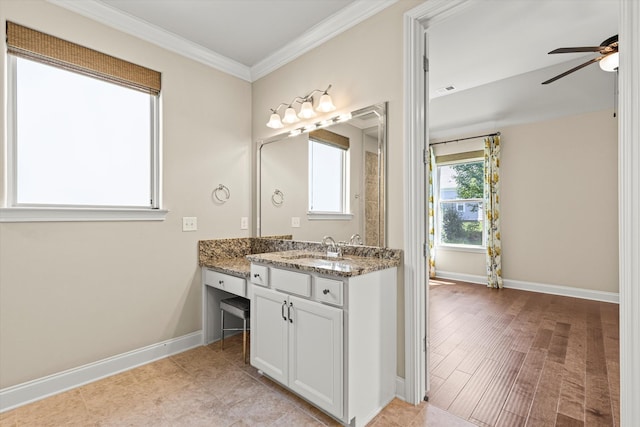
<box><xmin>0</xmin><ymin>207</ymin><xmax>168</xmax><ymax>222</ymax></box>
<box><xmin>307</xmin><ymin>212</ymin><xmax>354</xmax><ymax>221</ymax></box>
<box><xmin>436</xmin><ymin>244</ymin><xmax>486</xmax><ymax>254</ymax></box>
<box><xmin>3</xmin><ymin>55</ymin><xmax>167</xmax><ymax>222</ymax></box>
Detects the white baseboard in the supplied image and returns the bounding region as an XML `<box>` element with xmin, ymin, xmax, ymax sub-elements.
<box><xmin>0</xmin><ymin>331</ymin><xmax>203</xmax><ymax>413</ymax></box>
<box><xmin>395</xmin><ymin>376</ymin><xmax>406</xmax><ymax>401</ymax></box>
<box><xmin>434</xmin><ymin>271</ymin><xmax>620</xmax><ymax>304</ymax></box>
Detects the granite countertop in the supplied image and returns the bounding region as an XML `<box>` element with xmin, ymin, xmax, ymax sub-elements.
<box><xmin>201</xmin><ymin>257</ymin><xmax>251</xmax><ymax>279</ymax></box>
<box><xmin>199</xmin><ymin>237</ymin><xmax>402</xmax><ymax>279</ymax></box>
<box><xmin>246</xmin><ymin>250</ymin><xmax>400</xmax><ymax>278</ymax></box>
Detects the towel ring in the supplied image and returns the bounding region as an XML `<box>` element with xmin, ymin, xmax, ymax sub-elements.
<box><xmin>212</xmin><ymin>184</ymin><xmax>230</xmax><ymax>204</ymax></box>
<box><xmin>272</xmin><ymin>189</ymin><xmax>284</xmax><ymax>206</ymax></box>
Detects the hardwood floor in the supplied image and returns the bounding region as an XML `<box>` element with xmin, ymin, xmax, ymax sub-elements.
<box><xmin>428</xmin><ymin>279</ymin><xmax>620</xmax><ymax>427</ymax></box>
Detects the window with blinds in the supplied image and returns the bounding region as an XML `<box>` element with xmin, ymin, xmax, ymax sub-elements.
<box><xmin>5</xmin><ymin>22</ymin><xmax>162</xmax><ymax>211</ymax></box>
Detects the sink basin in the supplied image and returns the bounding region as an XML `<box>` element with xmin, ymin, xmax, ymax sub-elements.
<box><xmin>282</xmin><ymin>253</ymin><xmax>347</xmax><ymax>261</ymax></box>
<box><xmin>295</xmin><ymin>257</ymin><xmax>362</xmax><ymax>273</ymax></box>
<box><xmin>279</xmin><ymin>254</ymin><xmax>361</xmax><ymax>273</ymax></box>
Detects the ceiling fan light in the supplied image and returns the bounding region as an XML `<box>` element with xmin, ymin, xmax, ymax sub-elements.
<box><xmin>266</xmin><ymin>113</ymin><xmax>284</xmax><ymax>129</ymax></box>
<box><xmin>298</xmin><ymin>101</ymin><xmax>315</xmax><ymax>119</ymax></box>
<box><xmin>599</xmin><ymin>52</ymin><xmax>619</xmax><ymax>72</ymax></box>
<box><xmin>316</xmin><ymin>93</ymin><xmax>336</xmax><ymax>113</ymax></box>
<box><xmin>282</xmin><ymin>107</ymin><xmax>299</xmax><ymax>124</ymax></box>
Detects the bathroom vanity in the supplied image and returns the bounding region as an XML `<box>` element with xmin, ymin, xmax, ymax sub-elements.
<box><xmin>199</xmin><ymin>238</ymin><xmax>401</xmax><ymax>427</ymax></box>
<box><xmin>247</xmin><ymin>250</ymin><xmax>398</xmax><ymax>427</ymax></box>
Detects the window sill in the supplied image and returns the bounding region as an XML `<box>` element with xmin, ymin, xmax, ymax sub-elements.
<box><xmin>307</xmin><ymin>212</ymin><xmax>354</xmax><ymax>221</ymax></box>
<box><xmin>436</xmin><ymin>244</ymin><xmax>485</xmax><ymax>254</ymax></box>
<box><xmin>0</xmin><ymin>207</ymin><xmax>169</xmax><ymax>223</ymax></box>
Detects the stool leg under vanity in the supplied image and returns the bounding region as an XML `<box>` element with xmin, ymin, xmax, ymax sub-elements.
<box><xmin>220</xmin><ymin>296</ymin><xmax>251</xmax><ymax>364</ymax></box>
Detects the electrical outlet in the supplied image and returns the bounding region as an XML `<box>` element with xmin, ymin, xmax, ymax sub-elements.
<box><xmin>182</xmin><ymin>217</ymin><xmax>197</xmax><ymax>231</ymax></box>
<box><xmin>291</xmin><ymin>217</ymin><xmax>300</xmax><ymax>228</ymax></box>
<box><xmin>240</xmin><ymin>217</ymin><xmax>249</xmax><ymax>230</ymax></box>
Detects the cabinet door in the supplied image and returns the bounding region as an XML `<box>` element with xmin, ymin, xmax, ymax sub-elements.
<box><xmin>251</xmin><ymin>286</ymin><xmax>288</xmax><ymax>384</ymax></box>
<box><xmin>288</xmin><ymin>296</ymin><xmax>343</xmax><ymax>418</ymax></box>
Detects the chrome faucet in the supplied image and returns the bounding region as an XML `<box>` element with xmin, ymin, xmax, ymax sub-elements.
<box><xmin>322</xmin><ymin>236</ymin><xmax>341</xmax><ymax>258</ymax></box>
<box><xmin>349</xmin><ymin>233</ymin><xmax>363</xmax><ymax>245</ymax></box>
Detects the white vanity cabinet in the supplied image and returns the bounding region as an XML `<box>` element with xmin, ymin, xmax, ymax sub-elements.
<box><xmin>252</xmin><ymin>285</ymin><xmax>343</xmax><ymax>417</ymax></box>
<box><xmin>250</xmin><ymin>264</ymin><xmax>397</xmax><ymax>427</ymax></box>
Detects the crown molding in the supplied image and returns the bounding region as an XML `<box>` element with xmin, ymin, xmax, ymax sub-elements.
<box><xmin>250</xmin><ymin>0</ymin><xmax>398</xmax><ymax>81</ymax></box>
<box><xmin>47</xmin><ymin>0</ymin><xmax>252</xmax><ymax>82</ymax></box>
<box><xmin>47</xmin><ymin>0</ymin><xmax>397</xmax><ymax>83</ymax></box>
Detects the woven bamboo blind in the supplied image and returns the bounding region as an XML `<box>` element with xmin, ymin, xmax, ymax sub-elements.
<box><xmin>310</xmin><ymin>128</ymin><xmax>350</xmax><ymax>150</ymax></box>
<box><xmin>6</xmin><ymin>21</ymin><xmax>161</xmax><ymax>95</ymax></box>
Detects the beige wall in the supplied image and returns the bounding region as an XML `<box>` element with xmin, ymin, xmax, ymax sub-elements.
<box><xmin>0</xmin><ymin>1</ymin><xmax>252</xmax><ymax>388</ymax></box>
<box><xmin>434</xmin><ymin>110</ymin><xmax>619</xmax><ymax>293</ymax></box>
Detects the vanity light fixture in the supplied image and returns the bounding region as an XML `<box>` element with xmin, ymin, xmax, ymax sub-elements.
<box><xmin>266</xmin><ymin>84</ymin><xmax>336</xmax><ymax>129</ymax></box>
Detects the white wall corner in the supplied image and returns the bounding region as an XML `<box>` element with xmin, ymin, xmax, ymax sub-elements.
<box><xmin>395</xmin><ymin>376</ymin><xmax>406</xmax><ymax>401</ymax></box>
<box><xmin>0</xmin><ymin>331</ymin><xmax>203</xmax><ymax>413</ymax></box>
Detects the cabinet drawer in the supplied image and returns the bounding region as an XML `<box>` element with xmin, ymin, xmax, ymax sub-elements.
<box><xmin>205</xmin><ymin>270</ymin><xmax>246</xmax><ymax>297</ymax></box>
<box><xmin>314</xmin><ymin>277</ymin><xmax>343</xmax><ymax>306</ymax></box>
<box><xmin>251</xmin><ymin>264</ymin><xmax>269</xmax><ymax>287</ymax></box>
<box><xmin>271</xmin><ymin>268</ymin><xmax>311</xmax><ymax>297</ymax></box>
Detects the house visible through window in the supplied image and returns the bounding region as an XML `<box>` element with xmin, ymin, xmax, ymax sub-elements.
<box><xmin>436</xmin><ymin>159</ymin><xmax>485</xmax><ymax>247</ymax></box>
<box><xmin>5</xmin><ymin>22</ymin><xmax>161</xmax><ymax>215</ymax></box>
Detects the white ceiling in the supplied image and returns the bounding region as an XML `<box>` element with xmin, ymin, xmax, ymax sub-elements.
<box><xmin>98</xmin><ymin>0</ymin><xmax>357</xmax><ymax>67</ymax></box>
<box><xmin>52</xmin><ymin>0</ymin><xmax>619</xmax><ymax>136</ymax></box>
<box><xmin>427</xmin><ymin>0</ymin><xmax>619</xmax><ymax>138</ymax></box>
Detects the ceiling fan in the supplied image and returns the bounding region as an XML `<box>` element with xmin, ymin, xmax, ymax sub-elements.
<box><xmin>542</xmin><ymin>35</ymin><xmax>619</xmax><ymax>85</ymax></box>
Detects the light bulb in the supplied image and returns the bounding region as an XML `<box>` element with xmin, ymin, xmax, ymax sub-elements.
<box><xmin>599</xmin><ymin>52</ymin><xmax>619</xmax><ymax>72</ymax></box>
<box><xmin>266</xmin><ymin>113</ymin><xmax>283</xmax><ymax>129</ymax></box>
<box><xmin>282</xmin><ymin>106</ymin><xmax>299</xmax><ymax>124</ymax></box>
<box><xmin>298</xmin><ymin>100</ymin><xmax>315</xmax><ymax>119</ymax></box>
<box><xmin>316</xmin><ymin>93</ymin><xmax>336</xmax><ymax>112</ymax></box>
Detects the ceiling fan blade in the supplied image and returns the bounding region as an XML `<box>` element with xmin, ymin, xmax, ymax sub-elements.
<box><xmin>541</xmin><ymin>57</ymin><xmax>601</xmax><ymax>85</ymax></box>
<box><xmin>548</xmin><ymin>46</ymin><xmax>606</xmax><ymax>54</ymax></box>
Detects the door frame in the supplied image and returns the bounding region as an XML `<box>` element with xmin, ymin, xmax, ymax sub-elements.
<box><xmin>402</xmin><ymin>2</ymin><xmax>640</xmax><ymax>424</ymax></box>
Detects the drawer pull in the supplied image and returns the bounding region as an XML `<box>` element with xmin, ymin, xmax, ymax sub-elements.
<box><xmin>254</xmin><ymin>273</ymin><xmax>260</xmax><ymax>278</ymax></box>
<box><xmin>282</xmin><ymin>301</ymin><xmax>287</xmax><ymax>321</ymax></box>
<box><xmin>323</xmin><ymin>289</ymin><xmax>330</xmax><ymax>295</ymax></box>
<box><xmin>218</xmin><ymin>280</ymin><xmax>224</xmax><ymax>285</ymax></box>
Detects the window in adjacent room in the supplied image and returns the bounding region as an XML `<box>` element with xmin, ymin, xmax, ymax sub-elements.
<box><xmin>436</xmin><ymin>156</ymin><xmax>485</xmax><ymax>247</ymax></box>
<box><xmin>308</xmin><ymin>129</ymin><xmax>350</xmax><ymax>217</ymax></box>
<box><xmin>4</xmin><ymin>22</ymin><xmax>162</xmax><ymax>218</ymax></box>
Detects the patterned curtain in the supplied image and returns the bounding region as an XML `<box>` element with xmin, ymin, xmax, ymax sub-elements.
<box><xmin>427</xmin><ymin>146</ymin><xmax>436</xmax><ymax>279</ymax></box>
<box><xmin>484</xmin><ymin>135</ymin><xmax>503</xmax><ymax>288</ymax></box>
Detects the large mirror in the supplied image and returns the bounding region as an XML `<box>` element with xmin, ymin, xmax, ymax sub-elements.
<box><xmin>257</xmin><ymin>103</ymin><xmax>387</xmax><ymax>246</ymax></box>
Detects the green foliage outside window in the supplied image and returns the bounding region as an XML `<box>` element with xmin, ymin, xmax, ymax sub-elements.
<box><xmin>440</xmin><ymin>161</ymin><xmax>484</xmax><ymax>246</ymax></box>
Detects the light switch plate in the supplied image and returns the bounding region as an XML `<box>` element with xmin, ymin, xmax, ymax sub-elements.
<box><xmin>291</xmin><ymin>217</ymin><xmax>300</xmax><ymax>228</ymax></box>
<box><xmin>240</xmin><ymin>217</ymin><xmax>249</xmax><ymax>230</ymax></box>
<box><xmin>182</xmin><ymin>217</ymin><xmax>197</xmax><ymax>231</ymax></box>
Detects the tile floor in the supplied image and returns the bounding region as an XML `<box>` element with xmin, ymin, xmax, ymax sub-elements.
<box><xmin>0</xmin><ymin>334</ymin><xmax>473</xmax><ymax>426</ymax></box>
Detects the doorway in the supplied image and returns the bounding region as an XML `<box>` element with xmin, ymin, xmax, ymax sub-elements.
<box><xmin>402</xmin><ymin>1</ymin><xmax>639</xmax><ymax>425</ymax></box>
